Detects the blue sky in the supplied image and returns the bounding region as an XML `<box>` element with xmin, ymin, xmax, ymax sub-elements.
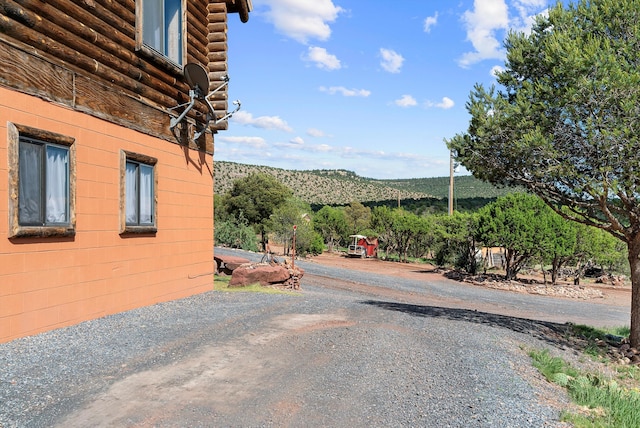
<box><xmin>218</xmin><ymin>0</ymin><xmax>551</xmax><ymax>179</ymax></box>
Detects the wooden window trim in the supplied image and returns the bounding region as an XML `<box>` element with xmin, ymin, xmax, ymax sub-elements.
<box><xmin>7</xmin><ymin>123</ymin><xmax>76</xmax><ymax>239</ymax></box>
<box><xmin>119</xmin><ymin>150</ymin><xmax>158</xmax><ymax>235</ymax></box>
<box><xmin>135</xmin><ymin>0</ymin><xmax>187</xmax><ymax>72</ymax></box>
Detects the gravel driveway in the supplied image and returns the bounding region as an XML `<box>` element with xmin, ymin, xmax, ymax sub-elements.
<box><xmin>3</xmin><ymin>247</ymin><xmax>627</xmax><ymax>427</ymax></box>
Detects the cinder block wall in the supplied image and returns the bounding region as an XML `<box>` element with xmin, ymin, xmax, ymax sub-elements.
<box><xmin>0</xmin><ymin>88</ymin><xmax>214</xmax><ymax>343</ymax></box>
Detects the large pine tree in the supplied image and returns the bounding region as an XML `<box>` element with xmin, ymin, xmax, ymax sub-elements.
<box><xmin>448</xmin><ymin>0</ymin><xmax>640</xmax><ymax>346</ymax></box>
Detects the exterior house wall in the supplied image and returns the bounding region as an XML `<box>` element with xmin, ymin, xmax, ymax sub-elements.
<box><xmin>0</xmin><ymin>0</ymin><xmax>249</xmax><ymax>343</ymax></box>
<box><xmin>0</xmin><ymin>87</ymin><xmax>214</xmax><ymax>342</ymax></box>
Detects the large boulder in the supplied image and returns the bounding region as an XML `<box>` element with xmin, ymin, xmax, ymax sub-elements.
<box><xmin>214</xmin><ymin>254</ymin><xmax>251</xmax><ymax>275</ymax></box>
<box><xmin>229</xmin><ymin>262</ymin><xmax>304</xmax><ymax>289</ymax></box>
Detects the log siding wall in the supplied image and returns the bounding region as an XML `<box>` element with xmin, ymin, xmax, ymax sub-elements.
<box><xmin>0</xmin><ymin>1</ymin><xmax>247</xmax><ymax>342</ymax></box>
<box><xmin>0</xmin><ymin>0</ymin><xmax>232</xmax><ymax>153</ymax></box>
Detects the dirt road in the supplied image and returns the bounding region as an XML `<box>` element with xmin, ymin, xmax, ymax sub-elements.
<box><xmin>2</xmin><ymin>249</ymin><xmax>630</xmax><ymax>427</ymax></box>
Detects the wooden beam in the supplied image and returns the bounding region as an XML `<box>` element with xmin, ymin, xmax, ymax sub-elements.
<box><xmin>2</xmin><ymin>0</ymin><xmax>183</xmax><ymax>104</ymax></box>
<box><xmin>62</xmin><ymin>0</ymin><xmax>135</xmax><ymax>38</ymax></box>
<box><xmin>207</xmin><ymin>2</ymin><xmax>227</xmax><ymax>14</ymax></box>
<box><xmin>0</xmin><ymin>35</ymin><xmax>74</xmax><ymax>104</ymax></box>
<box><xmin>89</xmin><ymin>0</ymin><xmax>135</xmax><ymax>26</ymax></box>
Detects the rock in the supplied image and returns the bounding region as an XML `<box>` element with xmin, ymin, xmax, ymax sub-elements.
<box><xmin>229</xmin><ymin>263</ymin><xmax>304</xmax><ymax>288</ymax></box>
<box><xmin>604</xmin><ymin>334</ymin><xmax>625</xmax><ymax>346</ymax></box>
<box><xmin>214</xmin><ymin>254</ymin><xmax>251</xmax><ymax>275</ymax></box>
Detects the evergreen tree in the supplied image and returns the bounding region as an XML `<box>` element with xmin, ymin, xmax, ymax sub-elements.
<box><xmin>447</xmin><ymin>0</ymin><xmax>640</xmax><ymax>346</ymax></box>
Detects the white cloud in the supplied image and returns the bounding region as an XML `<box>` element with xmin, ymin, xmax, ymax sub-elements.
<box><xmin>458</xmin><ymin>0</ymin><xmax>509</xmax><ymax>68</ymax></box>
<box><xmin>379</xmin><ymin>48</ymin><xmax>404</xmax><ymax>73</ymax></box>
<box><xmin>306</xmin><ymin>128</ymin><xmax>326</xmax><ymax>137</ymax></box>
<box><xmin>426</xmin><ymin>97</ymin><xmax>455</xmax><ymax>109</ymax></box>
<box><xmin>304</xmin><ymin>46</ymin><xmax>341</xmax><ymax>70</ymax></box>
<box><xmin>424</xmin><ymin>12</ymin><xmax>438</xmax><ymax>33</ymax></box>
<box><xmin>231</xmin><ymin>111</ymin><xmax>293</xmax><ymax>132</ymax></box>
<box><xmin>313</xmin><ymin>144</ymin><xmax>333</xmax><ymax>153</ymax></box>
<box><xmin>394</xmin><ymin>95</ymin><xmax>417</xmax><ymax>108</ymax></box>
<box><xmin>260</xmin><ymin>0</ymin><xmax>344</xmax><ymax>44</ymax></box>
<box><xmin>290</xmin><ymin>136</ymin><xmax>305</xmax><ymax>145</ymax></box>
<box><xmin>319</xmin><ymin>86</ymin><xmax>371</xmax><ymax>97</ymax></box>
<box><xmin>511</xmin><ymin>0</ymin><xmax>548</xmax><ymax>34</ymax></box>
<box><xmin>490</xmin><ymin>64</ymin><xmax>504</xmax><ymax>77</ymax></box>
<box><xmin>458</xmin><ymin>0</ymin><xmax>549</xmax><ymax>68</ymax></box>
<box><xmin>217</xmin><ymin>136</ymin><xmax>267</xmax><ymax>149</ymax></box>
<box><xmin>437</xmin><ymin>97</ymin><xmax>455</xmax><ymax>109</ymax></box>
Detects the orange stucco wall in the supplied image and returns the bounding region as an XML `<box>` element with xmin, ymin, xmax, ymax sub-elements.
<box><xmin>0</xmin><ymin>88</ymin><xmax>214</xmax><ymax>343</ymax></box>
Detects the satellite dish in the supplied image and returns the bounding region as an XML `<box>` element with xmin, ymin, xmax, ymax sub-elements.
<box><xmin>184</xmin><ymin>63</ymin><xmax>210</xmax><ymax>94</ymax></box>
<box><xmin>169</xmin><ymin>63</ymin><xmax>242</xmax><ymax>141</ymax></box>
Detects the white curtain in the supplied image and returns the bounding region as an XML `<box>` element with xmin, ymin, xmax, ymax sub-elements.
<box><xmin>126</xmin><ymin>162</ymin><xmax>138</xmax><ymax>224</ymax></box>
<box><xmin>165</xmin><ymin>0</ymin><xmax>182</xmax><ymax>64</ymax></box>
<box><xmin>45</xmin><ymin>145</ymin><xmax>69</xmax><ymax>223</ymax></box>
<box><xmin>18</xmin><ymin>142</ymin><xmax>42</xmax><ymax>224</ymax></box>
<box><xmin>143</xmin><ymin>0</ymin><xmax>163</xmax><ymax>54</ymax></box>
<box><xmin>139</xmin><ymin>164</ymin><xmax>153</xmax><ymax>224</ymax></box>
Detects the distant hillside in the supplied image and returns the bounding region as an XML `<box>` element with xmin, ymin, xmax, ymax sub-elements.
<box><xmin>375</xmin><ymin>175</ymin><xmax>514</xmax><ymax>200</ymax></box>
<box><xmin>214</xmin><ymin>161</ymin><xmax>515</xmax><ymax>207</ymax></box>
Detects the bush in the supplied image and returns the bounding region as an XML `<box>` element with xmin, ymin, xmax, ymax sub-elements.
<box><xmin>308</xmin><ymin>232</ymin><xmax>325</xmax><ymax>255</ymax></box>
<box><xmin>215</xmin><ymin>215</ymin><xmax>259</xmax><ymax>251</ymax></box>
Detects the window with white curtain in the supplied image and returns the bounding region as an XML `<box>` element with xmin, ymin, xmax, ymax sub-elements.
<box><xmin>141</xmin><ymin>0</ymin><xmax>183</xmax><ymax>65</ymax></box>
<box><xmin>18</xmin><ymin>138</ymin><xmax>70</xmax><ymax>225</ymax></box>
<box><xmin>125</xmin><ymin>160</ymin><xmax>155</xmax><ymax>226</ymax></box>
<box><xmin>120</xmin><ymin>151</ymin><xmax>157</xmax><ymax>234</ymax></box>
<box><xmin>7</xmin><ymin>123</ymin><xmax>76</xmax><ymax>238</ymax></box>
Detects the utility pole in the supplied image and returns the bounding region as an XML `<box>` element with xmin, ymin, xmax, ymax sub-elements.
<box><xmin>448</xmin><ymin>150</ymin><xmax>454</xmax><ymax>216</ymax></box>
<box><xmin>292</xmin><ymin>225</ymin><xmax>296</xmax><ymax>270</ymax></box>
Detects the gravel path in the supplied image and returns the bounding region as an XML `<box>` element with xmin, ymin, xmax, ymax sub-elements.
<box><xmin>0</xmin><ymin>248</ymin><xmax>610</xmax><ymax>427</ymax></box>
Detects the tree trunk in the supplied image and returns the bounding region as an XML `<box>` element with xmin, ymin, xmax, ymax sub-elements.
<box><xmin>628</xmin><ymin>238</ymin><xmax>640</xmax><ymax>348</ymax></box>
<box><xmin>504</xmin><ymin>248</ymin><xmax>516</xmax><ymax>280</ymax></box>
<box><xmin>260</xmin><ymin>228</ymin><xmax>267</xmax><ymax>253</ymax></box>
<box><xmin>551</xmin><ymin>257</ymin><xmax>559</xmax><ymax>285</ymax></box>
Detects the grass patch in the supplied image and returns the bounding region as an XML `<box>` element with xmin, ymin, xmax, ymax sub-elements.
<box><xmin>377</xmin><ymin>251</ymin><xmax>433</xmax><ymax>265</ymax></box>
<box><xmin>565</xmin><ymin>324</ymin><xmax>629</xmax><ymax>361</ymax></box>
<box><xmin>570</xmin><ymin>324</ymin><xmax>629</xmax><ymax>342</ymax></box>
<box><xmin>529</xmin><ymin>348</ymin><xmax>640</xmax><ymax>427</ymax></box>
<box><xmin>213</xmin><ymin>275</ymin><xmax>298</xmax><ymax>295</ymax></box>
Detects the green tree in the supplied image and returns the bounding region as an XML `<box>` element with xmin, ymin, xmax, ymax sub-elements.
<box><xmin>269</xmin><ymin>198</ymin><xmax>310</xmax><ymax>254</ymax></box>
<box><xmin>214</xmin><ymin>213</ymin><xmax>259</xmax><ymax>252</ymax></box>
<box><xmin>344</xmin><ymin>201</ymin><xmax>371</xmax><ymax>235</ymax></box>
<box><xmin>371</xmin><ymin>206</ymin><xmax>395</xmax><ymax>258</ymax></box>
<box><xmin>224</xmin><ymin>173</ymin><xmax>292</xmax><ymax>251</ymax></box>
<box><xmin>391</xmin><ymin>209</ymin><xmax>425</xmax><ymax>263</ymax></box>
<box><xmin>540</xmin><ymin>209</ymin><xmax>578</xmax><ymax>285</ymax></box>
<box><xmin>407</xmin><ymin>215</ymin><xmax>437</xmax><ymax>261</ymax></box>
<box><xmin>573</xmin><ymin>224</ymin><xmax>628</xmax><ymax>283</ymax></box>
<box><xmin>476</xmin><ymin>194</ymin><xmax>553</xmax><ymax>280</ymax></box>
<box><xmin>313</xmin><ymin>206</ymin><xmax>349</xmax><ymax>252</ymax></box>
<box><xmin>293</xmin><ymin>222</ymin><xmax>324</xmax><ymax>257</ymax></box>
<box><xmin>214</xmin><ymin>193</ymin><xmax>229</xmax><ymax>223</ymax></box>
<box><xmin>433</xmin><ymin>212</ymin><xmax>479</xmax><ymax>274</ymax></box>
<box><xmin>447</xmin><ymin>0</ymin><xmax>640</xmax><ymax>346</ymax></box>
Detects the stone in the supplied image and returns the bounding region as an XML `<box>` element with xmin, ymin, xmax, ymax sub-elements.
<box><xmin>214</xmin><ymin>254</ymin><xmax>251</xmax><ymax>275</ymax></box>
<box><xmin>229</xmin><ymin>263</ymin><xmax>304</xmax><ymax>288</ymax></box>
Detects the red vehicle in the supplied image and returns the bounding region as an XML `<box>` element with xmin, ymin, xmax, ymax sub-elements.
<box><xmin>347</xmin><ymin>234</ymin><xmax>378</xmax><ymax>258</ymax></box>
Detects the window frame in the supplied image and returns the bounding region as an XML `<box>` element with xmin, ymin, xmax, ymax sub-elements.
<box><xmin>7</xmin><ymin>123</ymin><xmax>76</xmax><ymax>239</ymax></box>
<box><xmin>135</xmin><ymin>0</ymin><xmax>187</xmax><ymax>70</ymax></box>
<box><xmin>120</xmin><ymin>150</ymin><xmax>158</xmax><ymax>235</ymax></box>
